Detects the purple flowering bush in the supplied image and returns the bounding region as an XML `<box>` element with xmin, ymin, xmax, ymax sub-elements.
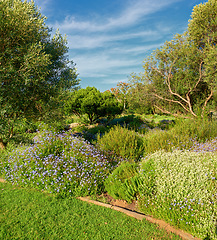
<box><xmin>2</xmin><ymin>129</ymin><xmax>121</xmax><ymax>197</ymax></box>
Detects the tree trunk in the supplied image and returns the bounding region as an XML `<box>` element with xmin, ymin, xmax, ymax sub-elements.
<box><xmin>0</xmin><ymin>138</ymin><xmax>6</xmax><ymax>150</ymax></box>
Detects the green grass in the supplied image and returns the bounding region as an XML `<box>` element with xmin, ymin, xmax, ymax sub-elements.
<box><xmin>0</xmin><ymin>182</ymin><xmax>182</xmax><ymax>240</ymax></box>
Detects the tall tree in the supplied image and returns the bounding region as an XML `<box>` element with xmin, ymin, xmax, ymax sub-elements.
<box><xmin>139</xmin><ymin>0</ymin><xmax>216</xmax><ymax>118</ymax></box>
<box><xmin>0</xmin><ymin>0</ymin><xmax>80</xmax><ymax>148</ymax></box>
<box><xmin>109</xmin><ymin>81</ymin><xmax>130</xmax><ymax>110</ymax></box>
<box><xmin>127</xmin><ymin>73</ymin><xmax>154</xmax><ymax>114</ymax></box>
<box><xmin>188</xmin><ymin>0</ymin><xmax>217</xmax><ymax>112</ymax></box>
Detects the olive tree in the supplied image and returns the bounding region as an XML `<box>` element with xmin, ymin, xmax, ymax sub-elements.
<box><xmin>138</xmin><ymin>0</ymin><xmax>216</xmax><ymax>118</ymax></box>
<box><xmin>188</xmin><ymin>0</ymin><xmax>217</xmax><ymax>110</ymax></box>
<box><xmin>0</xmin><ymin>0</ymin><xmax>80</xmax><ymax>148</ymax></box>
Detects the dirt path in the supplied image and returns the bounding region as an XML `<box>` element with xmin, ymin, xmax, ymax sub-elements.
<box><xmin>0</xmin><ymin>178</ymin><xmax>6</xmax><ymax>183</ymax></box>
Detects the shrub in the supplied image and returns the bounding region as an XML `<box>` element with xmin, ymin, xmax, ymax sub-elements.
<box><xmin>107</xmin><ymin>114</ymin><xmax>144</xmax><ymax>129</ymax></box>
<box><xmin>138</xmin><ymin>150</ymin><xmax>217</xmax><ymax>239</ymax></box>
<box><xmin>142</xmin><ymin>118</ymin><xmax>217</xmax><ymax>156</ymax></box>
<box><xmin>104</xmin><ymin>161</ymin><xmax>143</xmax><ymax>203</ymax></box>
<box><xmin>97</xmin><ymin>125</ymin><xmax>144</xmax><ymax>162</ymax></box>
<box><xmin>170</xmin><ymin>118</ymin><xmax>217</xmax><ymax>142</ymax></box>
<box><xmin>2</xmin><ymin>129</ymin><xmax>122</xmax><ymax>197</ymax></box>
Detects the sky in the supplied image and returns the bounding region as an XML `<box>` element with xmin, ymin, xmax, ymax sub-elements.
<box><xmin>33</xmin><ymin>0</ymin><xmax>206</xmax><ymax>92</ymax></box>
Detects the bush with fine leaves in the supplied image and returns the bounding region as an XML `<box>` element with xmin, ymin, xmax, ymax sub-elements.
<box><xmin>97</xmin><ymin>125</ymin><xmax>144</xmax><ymax>162</ymax></box>
<box><xmin>104</xmin><ymin>161</ymin><xmax>143</xmax><ymax>203</ymax></box>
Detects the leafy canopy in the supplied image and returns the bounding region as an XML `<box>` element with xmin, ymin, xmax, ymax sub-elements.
<box><xmin>65</xmin><ymin>87</ymin><xmax>123</xmax><ymax>124</ymax></box>
<box><xmin>131</xmin><ymin>0</ymin><xmax>217</xmax><ymax>118</ymax></box>
<box><xmin>0</xmin><ymin>0</ymin><xmax>80</xmax><ymax>147</ymax></box>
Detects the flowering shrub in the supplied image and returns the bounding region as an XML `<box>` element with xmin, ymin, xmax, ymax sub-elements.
<box><xmin>189</xmin><ymin>137</ymin><xmax>217</xmax><ymax>153</ymax></box>
<box><xmin>2</xmin><ymin>129</ymin><xmax>121</xmax><ymax>197</ymax></box>
<box><xmin>138</xmin><ymin>150</ymin><xmax>217</xmax><ymax>239</ymax></box>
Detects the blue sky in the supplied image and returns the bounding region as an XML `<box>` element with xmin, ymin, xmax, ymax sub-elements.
<box><xmin>33</xmin><ymin>0</ymin><xmax>205</xmax><ymax>92</ymax></box>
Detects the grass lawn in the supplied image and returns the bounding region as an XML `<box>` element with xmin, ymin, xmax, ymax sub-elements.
<box><xmin>0</xmin><ymin>182</ymin><xmax>182</xmax><ymax>240</ymax></box>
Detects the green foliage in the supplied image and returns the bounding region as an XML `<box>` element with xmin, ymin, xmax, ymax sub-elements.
<box><xmin>171</xmin><ymin>118</ymin><xmax>217</xmax><ymax>142</ymax></box>
<box><xmin>127</xmin><ymin>73</ymin><xmax>154</xmax><ymax>114</ymax></box>
<box><xmin>142</xmin><ymin>118</ymin><xmax>217</xmax><ymax>156</ymax></box>
<box><xmin>108</xmin><ymin>114</ymin><xmax>144</xmax><ymax>129</ymax></box>
<box><xmin>97</xmin><ymin>125</ymin><xmax>144</xmax><ymax>162</ymax></box>
<box><xmin>0</xmin><ymin>0</ymin><xmax>80</xmax><ymax>147</ymax></box>
<box><xmin>109</xmin><ymin>81</ymin><xmax>130</xmax><ymax>110</ymax></box>
<box><xmin>139</xmin><ymin>158</ymin><xmax>156</xmax><ymax>197</ymax></box>
<box><xmin>129</xmin><ymin>0</ymin><xmax>217</xmax><ymax>118</ymax></box>
<box><xmin>142</xmin><ymin>33</ymin><xmax>212</xmax><ymax>117</ymax></box>
<box><xmin>104</xmin><ymin>161</ymin><xmax>142</xmax><ymax>203</ymax></box>
<box><xmin>138</xmin><ymin>150</ymin><xmax>217</xmax><ymax>239</ymax></box>
<box><xmin>188</xmin><ymin>0</ymin><xmax>217</xmax><ymax>48</ymax></box>
<box><xmin>65</xmin><ymin>87</ymin><xmax>123</xmax><ymax>124</ymax></box>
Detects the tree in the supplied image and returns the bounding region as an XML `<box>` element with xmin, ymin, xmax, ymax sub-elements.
<box><xmin>65</xmin><ymin>87</ymin><xmax>123</xmax><ymax>124</ymax></box>
<box><xmin>127</xmin><ymin>73</ymin><xmax>154</xmax><ymax>114</ymax></box>
<box><xmin>0</xmin><ymin>0</ymin><xmax>80</xmax><ymax>148</ymax></box>
<box><xmin>110</xmin><ymin>82</ymin><xmax>130</xmax><ymax>110</ymax></box>
<box><xmin>188</xmin><ymin>0</ymin><xmax>217</xmax><ymax>110</ymax></box>
<box><xmin>138</xmin><ymin>0</ymin><xmax>217</xmax><ymax>118</ymax></box>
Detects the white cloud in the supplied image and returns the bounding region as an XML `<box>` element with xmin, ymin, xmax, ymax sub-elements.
<box><xmin>31</xmin><ymin>0</ymin><xmax>186</xmax><ymax>91</ymax></box>
<box><xmin>103</xmin><ymin>78</ymin><xmax>129</xmax><ymax>85</ymax></box>
<box><xmin>32</xmin><ymin>0</ymin><xmax>52</xmax><ymax>13</ymax></box>
<box><xmin>66</xmin><ymin>29</ymin><xmax>162</xmax><ymax>50</ymax></box>
<box><xmin>53</xmin><ymin>0</ymin><xmax>182</xmax><ymax>33</ymax></box>
<box><xmin>74</xmin><ymin>53</ymin><xmax>139</xmax><ymax>78</ymax></box>
<box><xmin>110</xmin><ymin>43</ymin><xmax>165</xmax><ymax>55</ymax></box>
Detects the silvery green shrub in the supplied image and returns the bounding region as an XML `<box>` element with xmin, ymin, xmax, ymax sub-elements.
<box><xmin>139</xmin><ymin>150</ymin><xmax>217</xmax><ymax>239</ymax></box>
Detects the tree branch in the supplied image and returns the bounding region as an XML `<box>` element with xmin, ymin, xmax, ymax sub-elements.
<box><xmin>151</xmin><ymin>64</ymin><xmax>191</xmax><ymax>106</ymax></box>
<box><xmin>201</xmin><ymin>89</ymin><xmax>213</xmax><ymax>117</ymax></box>
<box><xmin>192</xmin><ymin>61</ymin><xmax>203</xmax><ymax>92</ymax></box>
<box><xmin>154</xmin><ymin>105</ymin><xmax>190</xmax><ymax>118</ymax></box>
<box><xmin>153</xmin><ymin>93</ymin><xmax>190</xmax><ymax>114</ymax></box>
<box><xmin>185</xmin><ymin>93</ymin><xmax>197</xmax><ymax>117</ymax></box>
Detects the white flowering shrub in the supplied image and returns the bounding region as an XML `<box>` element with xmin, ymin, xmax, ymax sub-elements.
<box><xmin>139</xmin><ymin>150</ymin><xmax>217</xmax><ymax>239</ymax></box>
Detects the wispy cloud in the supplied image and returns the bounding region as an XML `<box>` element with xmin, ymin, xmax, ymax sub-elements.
<box><xmin>53</xmin><ymin>0</ymin><xmax>182</xmax><ymax>32</ymax></box>
<box><xmin>32</xmin><ymin>0</ymin><xmax>52</xmax><ymax>14</ymax></box>
<box><xmin>74</xmin><ymin>53</ymin><xmax>139</xmax><ymax>77</ymax></box>
<box><xmin>72</xmin><ymin>42</ymin><xmax>162</xmax><ymax>80</ymax></box>
<box><xmin>31</xmin><ymin>0</ymin><xmax>189</xmax><ymax>91</ymax></box>
<box><xmin>66</xmin><ymin>29</ymin><xmax>163</xmax><ymax>49</ymax></box>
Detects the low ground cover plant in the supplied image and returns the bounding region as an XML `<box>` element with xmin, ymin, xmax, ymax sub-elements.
<box><xmin>1</xmin><ymin>128</ymin><xmax>122</xmax><ymax>197</ymax></box>
<box><xmin>138</xmin><ymin>150</ymin><xmax>217</xmax><ymax>239</ymax></box>
<box><xmin>1</xmin><ymin>115</ymin><xmax>217</xmax><ymax>239</ymax></box>
<box><xmin>107</xmin><ymin>114</ymin><xmax>144</xmax><ymax>129</ymax></box>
